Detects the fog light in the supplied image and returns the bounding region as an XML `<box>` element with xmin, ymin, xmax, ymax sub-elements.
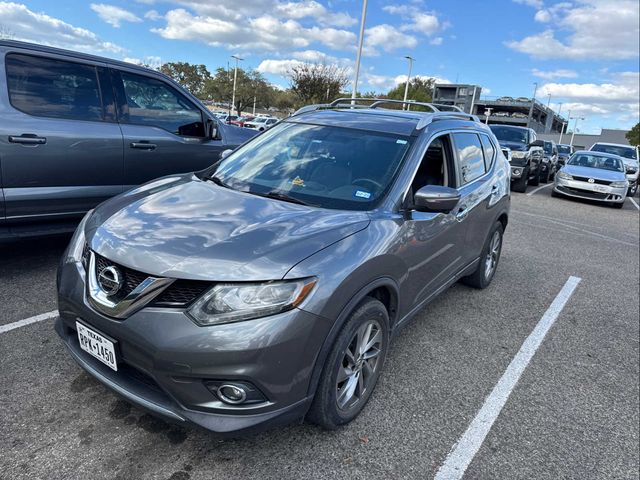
<box><xmin>513</xmin><ymin>169</ymin><xmax>522</xmax><ymax>176</ymax></box>
<box><xmin>218</xmin><ymin>384</ymin><xmax>247</xmax><ymax>404</ymax></box>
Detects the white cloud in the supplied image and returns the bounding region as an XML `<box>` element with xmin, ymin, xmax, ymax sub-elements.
<box><xmin>0</xmin><ymin>2</ymin><xmax>124</xmax><ymax>53</ymax></box>
<box><xmin>152</xmin><ymin>6</ymin><xmax>356</xmax><ymax>52</ymax></box>
<box><xmin>513</xmin><ymin>0</ymin><xmax>544</xmax><ymax>8</ymax></box>
<box><xmin>507</xmin><ymin>0</ymin><xmax>640</xmax><ymax>60</ymax></box>
<box><xmin>532</xmin><ymin>68</ymin><xmax>578</xmax><ymax>79</ymax></box>
<box><xmin>540</xmin><ymin>72</ymin><xmax>639</xmax><ymax>120</ymax></box>
<box><xmin>534</xmin><ymin>9</ymin><xmax>551</xmax><ymax>22</ymax></box>
<box><xmin>144</xmin><ymin>9</ymin><xmax>162</xmax><ymax>21</ymax></box>
<box><xmin>257</xmin><ymin>58</ymin><xmax>304</xmax><ymax>76</ymax></box>
<box><xmin>364</xmin><ymin>24</ymin><xmax>417</xmax><ymax>56</ymax></box>
<box><xmin>383</xmin><ymin>4</ymin><xmax>447</xmax><ymax>38</ymax></box>
<box><xmin>430</xmin><ymin>37</ymin><xmax>443</xmax><ymax>46</ymax></box>
<box><xmin>257</xmin><ymin>50</ymin><xmax>353</xmax><ymax>77</ymax></box>
<box><xmin>90</xmin><ymin>3</ymin><xmax>141</xmax><ymax>28</ymax></box>
<box><xmin>275</xmin><ymin>1</ymin><xmax>356</xmax><ymax>27</ymax></box>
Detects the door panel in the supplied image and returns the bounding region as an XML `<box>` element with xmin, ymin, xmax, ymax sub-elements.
<box><xmin>0</xmin><ymin>53</ymin><xmax>123</xmax><ymax>220</ymax></box>
<box><xmin>112</xmin><ymin>69</ymin><xmax>224</xmax><ymax>187</ymax></box>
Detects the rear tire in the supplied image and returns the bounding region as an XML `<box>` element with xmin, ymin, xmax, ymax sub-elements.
<box><xmin>540</xmin><ymin>167</ymin><xmax>550</xmax><ymax>183</ymax></box>
<box><xmin>461</xmin><ymin>222</ymin><xmax>504</xmax><ymax>289</ymax></box>
<box><xmin>529</xmin><ymin>166</ymin><xmax>540</xmax><ymax>186</ymax></box>
<box><xmin>307</xmin><ymin>297</ymin><xmax>389</xmax><ymax>430</ymax></box>
<box><xmin>512</xmin><ymin>167</ymin><xmax>529</xmax><ymax>193</ymax></box>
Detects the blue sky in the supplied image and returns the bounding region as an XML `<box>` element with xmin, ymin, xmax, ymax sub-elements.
<box><xmin>1</xmin><ymin>0</ymin><xmax>638</xmax><ymax>133</ymax></box>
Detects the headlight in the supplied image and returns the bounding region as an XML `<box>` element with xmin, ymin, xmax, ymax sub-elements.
<box><xmin>557</xmin><ymin>171</ymin><xmax>573</xmax><ymax>180</ymax></box>
<box><xmin>610</xmin><ymin>181</ymin><xmax>628</xmax><ymax>188</ymax></box>
<box><xmin>511</xmin><ymin>151</ymin><xmax>526</xmax><ymax>159</ymax></box>
<box><xmin>188</xmin><ymin>278</ymin><xmax>317</xmax><ymax>326</ymax></box>
<box><xmin>65</xmin><ymin>209</ymin><xmax>93</xmax><ymax>264</ymax></box>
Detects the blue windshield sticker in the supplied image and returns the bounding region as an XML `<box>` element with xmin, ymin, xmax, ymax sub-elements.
<box><xmin>396</xmin><ymin>139</ymin><xmax>408</xmax><ymax>144</ymax></box>
<box><xmin>354</xmin><ymin>190</ymin><xmax>372</xmax><ymax>199</ymax></box>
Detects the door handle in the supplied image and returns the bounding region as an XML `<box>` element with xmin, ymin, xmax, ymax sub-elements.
<box><xmin>455</xmin><ymin>207</ymin><xmax>468</xmax><ymax>222</ymax></box>
<box><xmin>9</xmin><ymin>134</ymin><xmax>47</xmax><ymax>145</ymax></box>
<box><xmin>130</xmin><ymin>142</ymin><xmax>157</xmax><ymax>150</ymax></box>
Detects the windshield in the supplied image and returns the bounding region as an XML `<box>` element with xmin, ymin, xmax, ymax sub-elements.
<box><xmin>567</xmin><ymin>153</ymin><xmax>624</xmax><ymax>172</ymax></box>
<box><xmin>211</xmin><ymin>122</ymin><xmax>413</xmax><ymax>210</ymax></box>
<box><xmin>489</xmin><ymin>126</ymin><xmax>528</xmax><ymax>144</ymax></box>
<box><xmin>591</xmin><ymin>144</ymin><xmax>637</xmax><ymax>160</ymax></box>
<box><xmin>544</xmin><ymin>142</ymin><xmax>552</xmax><ymax>154</ymax></box>
<box><xmin>557</xmin><ymin>145</ymin><xmax>571</xmax><ymax>154</ymax></box>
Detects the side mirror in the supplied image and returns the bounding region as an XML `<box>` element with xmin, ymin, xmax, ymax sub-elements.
<box><xmin>529</xmin><ymin>140</ymin><xmax>544</xmax><ymax>148</ymax></box>
<box><xmin>220</xmin><ymin>149</ymin><xmax>233</xmax><ymax>160</ymax></box>
<box><xmin>206</xmin><ymin>119</ymin><xmax>218</xmax><ymax>139</ymax></box>
<box><xmin>413</xmin><ymin>185</ymin><xmax>461</xmax><ymax>213</ymax></box>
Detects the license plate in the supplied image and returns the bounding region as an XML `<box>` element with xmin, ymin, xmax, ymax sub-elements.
<box><xmin>594</xmin><ymin>185</ymin><xmax>608</xmax><ymax>193</ymax></box>
<box><xmin>76</xmin><ymin>321</ymin><xmax>118</xmax><ymax>371</ymax></box>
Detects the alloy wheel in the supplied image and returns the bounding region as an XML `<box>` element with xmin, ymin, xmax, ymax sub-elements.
<box><xmin>336</xmin><ymin>319</ymin><xmax>383</xmax><ymax>412</ymax></box>
<box><xmin>484</xmin><ymin>230</ymin><xmax>502</xmax><ymax>280</ymax></box>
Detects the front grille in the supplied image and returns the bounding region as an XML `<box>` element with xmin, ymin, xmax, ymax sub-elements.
<box><xmin>153</xmin><ymin>280</ymin><xmax>209</xmax><ymax>307</ymax></box>
<box><xmin>571</xmin><ymin>176</ymin><xmax>611</xmax><ymax>186</ymax></box>
<box><xmin>627</xmin><ymin>167</ymin><xmax>638</xmax><ymax>174</ymax></box>
<box><xmin>91</xmin><ymin>250</ymin><xmax>209</xmax><ymax>307</ymax></box>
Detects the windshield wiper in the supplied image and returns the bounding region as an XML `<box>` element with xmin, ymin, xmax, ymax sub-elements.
<box><xmin>250</xmin><ymin>190</ymin><xmax>312</xmax><ymax>206</ymax></box>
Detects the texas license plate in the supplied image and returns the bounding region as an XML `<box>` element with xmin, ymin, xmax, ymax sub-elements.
<box><xmin>76</xmin><ymin>321</ymin><xmax>118</xmax><ymax>371</ymax></box>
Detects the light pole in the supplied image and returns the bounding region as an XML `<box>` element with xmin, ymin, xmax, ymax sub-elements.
<box><xmin>402</xmin><ymin>55</ymin><xmax>414</xmax><ymax>110</ymax></box>
<box><xmin>351</xmin><ymin>0</ymin><xmax>368</xmax><ymax>102</ymax></box>
<box><xmin>252</xmin><ymin>96</ymin><xmax>256</xmax><ymax>115</ymax></box>
<box><xmin>527</xmin><ymin>82</ymin><xmax>538</xmax><ymax>129</ymax></box>
<box><xmin>546</xmin><ymin>93</ymin><xmax>551</xmax><ymax>108</ymax></box>
<box><xmin>485</xmin><ymin>107</ymin><xmax>493</xmax><ymax>124</ymax></box>
<box><xmin>569</xmin><ymin>115</ymin><xmax>585</xmax><ymax>147</ymax></box>
<box><xmin>230</xmin><ymin>55</ymin><xmax>243</xmax><ymax>115</ymax></box>
<box><xmin>558</xmin><ymin>109</ymin><xmax>570</xmax><ymax>144</ymax></box>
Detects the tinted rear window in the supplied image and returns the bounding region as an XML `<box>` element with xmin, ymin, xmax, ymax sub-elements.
<box><xmin>6</xmin><ymin>53</ymin><xmax>103</xmax><ymax>121</ymax></box>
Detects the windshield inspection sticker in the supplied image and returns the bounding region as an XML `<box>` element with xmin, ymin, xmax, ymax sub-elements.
<box><xmin>396</xmin><ymin>139</ymin><xmax>408</xmax><ymax>145</ymax></box>
<box><xmin>291</xmin><ymin>176</ymin><xmax>305</xmax><ymax>186</ymax></box>
<box><xmin>354</xmin><ymin>190</ymin><xmax>372</xmax><ymax>199</ymax></box>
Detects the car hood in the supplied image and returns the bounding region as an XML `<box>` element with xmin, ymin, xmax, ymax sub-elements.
<box><xmin>562</xmin><ymin>165</ymin><xmax>626</xmax><ymax>181</ymax></box>
<box><xmin>87</xmin><ymin>174</ymin><xmax>370</xmax><ymax>281</ymax></box>
<box><xmin>495</xmin><ymin>140</ymin><xmax>528</xmax><ymax>152</ymax></box>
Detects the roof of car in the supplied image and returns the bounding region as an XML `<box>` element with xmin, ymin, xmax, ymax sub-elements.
<box><xmin>287</xmin><ymin>108</ymin><xmax>482</xmax><ymax>136</ymax></box>
<box><xmin>592</xmin><ymin>142</ymin><xmax>635</xmax><ymax>148</ymax></box>
<box><xmin>574</xmin><ymin>150</ymin><xmax>623</xmax><ymax>159</ymax></box>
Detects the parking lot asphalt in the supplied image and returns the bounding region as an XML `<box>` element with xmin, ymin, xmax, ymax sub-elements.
<box><xmin>1</xmin><ymin>187</ymin><xmax>638</xmax><ymax>480</ymax></box>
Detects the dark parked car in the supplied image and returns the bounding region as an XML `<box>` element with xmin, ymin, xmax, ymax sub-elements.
<box><xmin>540</xmin><ymin>140</ymin><xmax>558</xmax><ymax>183</ymax></box>
<box><xmin>0</xmin><ymin>40</ymin><xmax>256</xmax><ymax>239</ymax></box>
<box><xmin>489</xmin><ymin>125</ymin><xmax>544</xmax><ymax>192</ymax></box>
<box><xmin>56</xmin><ymin>99</ymin><xmax>510</xmax><ymax>435</ymax></box>
<box><xmin>557</xmin><ymin>144</ymin><xmax>575</xmax><ymax>168</ymax></box>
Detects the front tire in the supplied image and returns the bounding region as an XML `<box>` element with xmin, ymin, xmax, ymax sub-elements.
<box><xmin>307</xmin><ymin>297</ymin><xmax>389</xmax><ymax>430</ymax></box>
<box><xmin>461</xmin><ymin>222</ymin><xmax>504</xmax><ymax>289</ymax></box>
<box><xmin>529</xmin><ymin>165</ymin><xmax>541</xmax><ymax>186</ymax></box>
<box><xmin>540</xmin><ymin>166</ymin><xmax>550</xmax><ymax>183</ymax></box>
<box><xmin>512</xmin><ymin>167</ymin><xmax>529</xmax><ymax>193</ymax></box>
<box><xmin>628</xmin><ymin>184</ymin><xmax>638</xmax><ymax>197</ymax></box>
<box><xmin>613</xmin><ymin>201</ymin><xmax>624</xmax><ymax>209</ymax></box>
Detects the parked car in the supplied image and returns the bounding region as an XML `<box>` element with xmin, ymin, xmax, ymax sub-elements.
<box><xmin>515</xmin><ymin>97</ymin><xmax>530</xmax><ymax>103</ymax></box>
<box><xmin>230</xmin><ymin>116</ymin><xmax>254</xmax><ymax>127</ymax></box>
<box><xmin>557</xmin><ymin>144</ymin><xmax>575</xmax><ymax>168</ymax></box>
<box><xmin>494</xmin><ymin>111</ymin><xmax>510</xmax><ymax>117</ymax></box>
<box><xmin>589</xmin><ymin>142</ymin><xmax>639</xmax><ymax>196</ymax></box>
<box><xmin>244</xmin><ymin>116</ymin><xmax>279</xmax><ymax>131</ymax></box>
<box><xmin>56</xmin><ymin>99</ymin><xmax>510</xmax><ymax>435</ymax></box>
<box><xmin>497</xmin><ymin>96</ymin><xmax>514</xmax><ymax>102</ymax></box>
<box><xmin>489</xmin><ymin>125</ymin><xmax>544</xmax><ymax>192</ymax></box>
<box><xmin>540</xmin><ymin>140</ymin><xmax>559</xmax><ymax>183</ymax></box>
<box><xmin>553</xmin><ymin>151</ymin><xmax>628</xmax><ymax>208</ymax></box>
<box><xmin>511</xmin><ymin>112</ymin><xmax>528</xmax><ymax>119</ymax></box>
<box><xmin>0</xmin><ymin>40</ymin><xmax>257</xmax><ymax>239</ymax></box>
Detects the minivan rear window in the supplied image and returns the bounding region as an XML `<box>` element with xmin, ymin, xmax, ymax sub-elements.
<box><xmin>6</xmin><ymin>53</ymin><xmax>103</xmax><ymax>121</ymax></box>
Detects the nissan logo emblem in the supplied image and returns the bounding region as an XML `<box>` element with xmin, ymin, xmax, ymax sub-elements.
<box><xmin>588</xmin><ymin>178</ymin><xmax>595</xmax><ymax>183</ymax></box>
<box><xmin>98</xmin><ymin>266</ymin><xmax>123</xmax><ymax>296</ymax></box>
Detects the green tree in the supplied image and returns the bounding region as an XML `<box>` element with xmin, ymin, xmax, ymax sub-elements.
<box><xmin>159</xmin><ymin>62</ymin><xmax>211</xmax><ymax>98</ymax></box>
<box><xmin>205</xmin><ymin>67</ymin><xmax>272</xmax><ymax>115</ymax></box>
<box><xmin>385</xmin><ymin>77</ymin><xmax>435</xmax><ymax>111</ymax></box>
<box><xmin>288</xmin><ymin>63</ymin><xmax>350</xmax><ymax>107</ymax></box>
<box><xmin>626</xmin><ymin>122</ymin><xmax>640</xmax><ymax>146</ymax></box>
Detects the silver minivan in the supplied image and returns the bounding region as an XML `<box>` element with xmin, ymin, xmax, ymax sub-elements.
<box><xmin>0</xmin><ymin>40</ymin><xmax>255</xmax><ymax>238</ymax></box>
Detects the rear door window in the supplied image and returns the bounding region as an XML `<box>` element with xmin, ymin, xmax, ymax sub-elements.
<box><xmin>6</xmin><ymin>53</ymin><xmax>103</xmax><ymax>121</ymax></box>
<box><xmin>479</xmin><ymin>134</ymin><xmax>495</xmax><ymax>171</ymax></box>
<box><xmin>452</xmin><ymin>133</ymin><xmax>486</xmax><ymax>185</ymax></box>
<box><xmin>118</xmin><ymin>71</ymin><xmax>204</xmax><ymax>137</ymax></box>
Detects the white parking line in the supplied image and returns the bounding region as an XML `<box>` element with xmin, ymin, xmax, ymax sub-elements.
<box><xmin>629</xmin><ymin>197</ymin><xmax>639</xmax><ymax>211</ymax></box>
<box><xmin>434</xmin><ymin>276</ymin><xmax>581</xmax><ymax>480</ymax></box>
<box><xmin>526</xmin><ymin>183</ymin><xmax>553</xmax><ymax>196</ymax></box>
<box><xmin>0</xmin><ymin>310</ymin><xmax>58</xmax><ymax>334</ymax></box>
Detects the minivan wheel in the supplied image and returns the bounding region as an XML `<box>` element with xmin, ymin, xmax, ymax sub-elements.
<box><xmin>307</xmin><ymin>297</ymin><xmax>389</xmax><ymax>430</ymax></box>
<box><xmin>461</xmin><ymin>222</ymin><xmax>504</xmax><ymax>289</ymax></box>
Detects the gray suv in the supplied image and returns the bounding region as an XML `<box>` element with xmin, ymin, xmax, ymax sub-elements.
<box><xmin>489</xmin><ymin>125</ymin><xmax>544</xmax><ymax>192</ymax></box>
<box><xmin>0</xmin><ymin>40</ymin><xmax>255</xmax><ymax>239</ymax></box>
<box><xmin>56</xmin><ymin>99</ymin><xmax>510</xmax><ymax>435</ymax></box>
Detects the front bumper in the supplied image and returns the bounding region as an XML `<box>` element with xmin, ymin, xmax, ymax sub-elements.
<box><xmin>56</xmin><ymin>260</ymin><xmax>330</xmax><ymax>435</ymax></box>
<box><xmin>553</xmin><ymin>178</ymin><xmax>626</xmax><ymax>204</ymax></box>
